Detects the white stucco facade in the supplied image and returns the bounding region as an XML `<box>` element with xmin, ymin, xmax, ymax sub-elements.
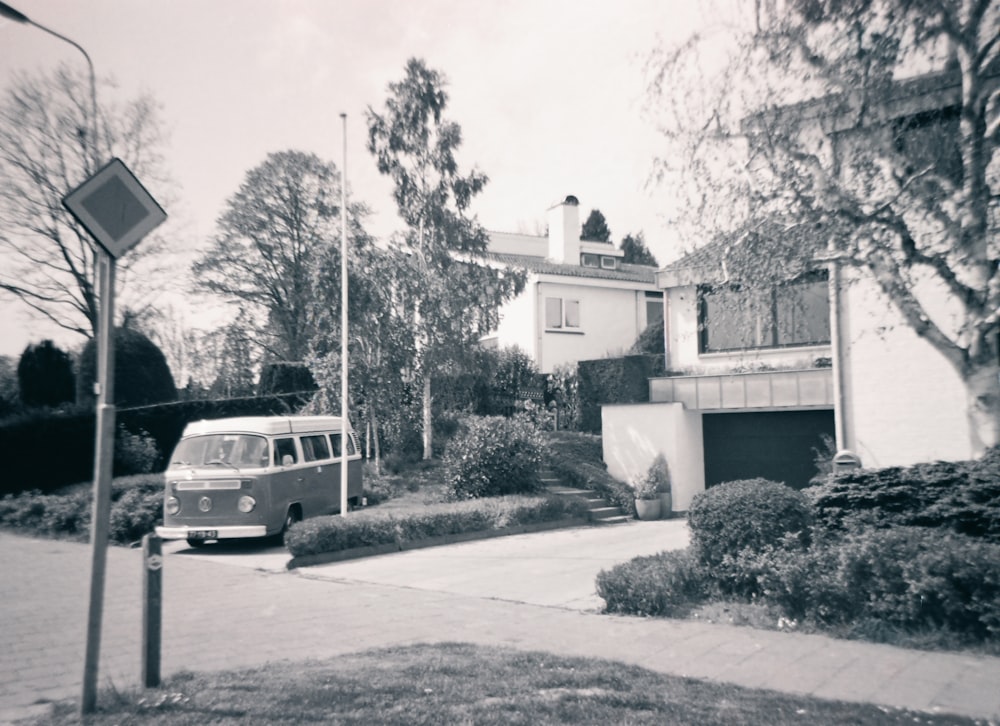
<box><xmin>484</xmin><ymin>197</ymin><xmax>661</xmax><ymax>374</ymax></box>
<box><xmin>838</xmin><ymin>271</ymin><xmax>977</xmax><ymax>466</ymax></box>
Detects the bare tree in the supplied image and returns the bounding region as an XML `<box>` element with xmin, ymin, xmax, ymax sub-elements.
<box><xmin>0</xmin><ymin>64</ymin><xmax>173</xmax><ymax>341</ymax></box>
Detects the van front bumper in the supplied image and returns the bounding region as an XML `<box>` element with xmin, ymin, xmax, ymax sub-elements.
<box><xmin>155</xmin><ymin>525</ymin><xmax>269</xmax><ymax>540</ymax></box>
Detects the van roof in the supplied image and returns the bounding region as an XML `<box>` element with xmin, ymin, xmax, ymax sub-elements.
<box><xmin>182</xmin><ymin>416</ymin><xmax>352</xmax><ymax>437</ymax></box>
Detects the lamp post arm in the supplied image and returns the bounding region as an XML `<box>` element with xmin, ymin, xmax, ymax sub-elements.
<box><xmin>0</xmin><ymin>3</ymin><xmax>98</xmax><ymax>169</ymax></box>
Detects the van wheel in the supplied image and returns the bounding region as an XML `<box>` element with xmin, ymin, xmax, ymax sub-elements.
<box><xmin>276</xmin><ymin>506</ymin><xmax>302</xmax><ymax>544</ymax></box>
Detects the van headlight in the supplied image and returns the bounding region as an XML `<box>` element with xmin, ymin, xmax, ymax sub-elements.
<box><xmin>238</xmin><ymin>495</ymin><xmax>256</xmax><ymax>513</ymax></box>
<box><xmin>166</xmin><ymin>496</ymin><xmax>180</xmax><ymax>515</ymax></box>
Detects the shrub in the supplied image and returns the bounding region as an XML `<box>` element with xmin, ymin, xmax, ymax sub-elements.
<box><xmin>113</xmin><ymin>425</ymin><xmax>161</xmax><ymax>476</ymax></box>
<box><xmin>17</xmin><ymin>340</ymin><xmax>75</xmax><ymax>409</ymax></box>
<box><xmin>632</xmin><ymin>454</ymin><xmax>671</xmax><ymax>500</ymax></box>
<box><xmin>443</xmin><ymin>416</ymin><xmax>544</xmax><ymax>500</ymax></box>
<box><xmin>0</xmin><ymin>474</ymin><xmax>163</xmax><ymax>544</ymax></box>
<box><xmin>596</xmin><ymin>549</ymin><xmax>710</xmax><ymax>617</ymax></box>
<box><xmin>753</xmin><ymin>527</ymin><xmax>1000</xmax><ymax>643</ymax></box>
<box><xmin>687</xmin><ymin>478</ymin><xmax>813</xmax><ymax>580</ymax></box>
<box><xmin>543</xmin><ymin>431</ymin><xmax>636</xmax><ymax>517</ymax></box>
<box><xmin>807</xmin><ymin>446</ymin><xmax>1000</xmax><ymax>542</ymax></box>
<box><xmin>77</xmin><ymin>327</ymin><xmax>177</xmax><ymax>408</ymax></box>
<box><xmin>285</xmin><ymin>494</ymin><xmax>588</xmax><ymax>557</ymax></box>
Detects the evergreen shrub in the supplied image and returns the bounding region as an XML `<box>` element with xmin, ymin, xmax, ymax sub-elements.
<box><xmin>285</xmin><ymin>494</ymin><xmax>588</xmax><ymax>557</ymax></box>
<box><xmin>807</xmin><ymin>446</ymin><xmax>1000</xmax><ymax>542</ymax></box>
<box><xmin>687</xmin><ymin>478</ymin><xmax>813</xmax><ymax>581</ymax></box>
<box><xmin>751</xmin><ymin>527</ymin><xmax>1000</xmax><ymax>642</ymax></box>
<box><xmin>443</xmin><ymin>416</ymin><xmax>543</xmax><ymax>500</ymax></box>
<box><xmin>596</xmin><ymin>548</ymin><xmax>710</xmax><ymax>617</ymax></box>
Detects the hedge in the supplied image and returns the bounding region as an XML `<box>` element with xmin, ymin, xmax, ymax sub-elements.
<box><xmin>576</xmin><ymin>354</ymin><xmax>665</xmax><ymax>433</ymax></box>
<box><xmin>0</xmin><ymin>393</ymin><xmax>308</xmax><ymax>496</ymax></box>
<box><xmin>807</xmin><ymin>446</ymin><xmax>1000</xmax><ymax>542</ymax></box>
<box><xmin>285</xmin><ymin>495</ymin><xmax>589</xmax><ymax>558</ymax></box>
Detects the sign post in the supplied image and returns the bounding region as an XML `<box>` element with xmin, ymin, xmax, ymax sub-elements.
<box><xmin>63</xmin><ymin>157</ymin><xmax>166</xmax><ymax>714</ymax></box>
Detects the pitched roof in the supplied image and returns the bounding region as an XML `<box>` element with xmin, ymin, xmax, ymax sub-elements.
<box><xmin>485</xmin><ymin>252</ymin><xmax>657</xmax><ymax>284</ymax></box>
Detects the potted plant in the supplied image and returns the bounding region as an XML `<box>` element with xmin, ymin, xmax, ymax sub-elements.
<box><xmin>631</xmin><ymin>474</ymin><xmax>661</xmax><ymax>521</ymax></box>
<box><xmin>647</xmin><ymin>453</ymin><xmax>672</xmax><ymax>519</ymax></box>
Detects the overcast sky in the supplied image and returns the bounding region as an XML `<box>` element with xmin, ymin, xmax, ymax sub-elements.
<box><xmin>0</xmin><ymin>0</ymin><xmax>728</xmax><ymax>358</ymax></box>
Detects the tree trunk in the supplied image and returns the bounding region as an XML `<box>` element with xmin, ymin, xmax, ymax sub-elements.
<box><xmin>422</xmin><ymin>375</ymin><xmax>433</xmax><ymax>460</ymax></box>
<box><xmin>371</xmin><ymin>410</ymin><xmax>382</xmax><ymax>476</ymax></box>
<box><xmin>965</xmin><ymin>363</ymin><xmax>1000</xmax><ymax>457</ymax></box>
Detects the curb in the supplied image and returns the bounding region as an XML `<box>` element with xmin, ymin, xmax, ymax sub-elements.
<box><xmin>286</xmin><ymin>517</ymin><xmax>591</xmax><ymax>570</ymax></box>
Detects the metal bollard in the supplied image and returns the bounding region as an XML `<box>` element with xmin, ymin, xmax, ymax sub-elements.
<box><xmin>142</xmin><ymin>533</ymin><xmax>163</xmax><ymax>688</ymax></box>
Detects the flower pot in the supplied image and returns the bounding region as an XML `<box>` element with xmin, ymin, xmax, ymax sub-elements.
<box><xmin>658</xmin><ymin>492</ymin><xmax>672</xmax><ymax>519</ymax></box>
<box><xmin>634</xmin><ymin>498</ymin><xmax>661</xmax><ymax>521</ymax></box>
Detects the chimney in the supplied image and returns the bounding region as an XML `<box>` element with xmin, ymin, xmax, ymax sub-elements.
<box><xmin>547</xmin><ymin>195</ymin><xmax>581</xmax><ymax>264</ymax></box>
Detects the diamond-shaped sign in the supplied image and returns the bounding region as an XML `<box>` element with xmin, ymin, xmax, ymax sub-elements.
<box><xmin>62</xmin><ymin>157</ymin><xmax>166</xmax><ymax>258</ymax></box>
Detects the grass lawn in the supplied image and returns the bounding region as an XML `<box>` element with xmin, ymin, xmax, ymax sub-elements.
<box><xmin>35</xmin><ymin>643</ymin><xmax>976</xmax><ymax>725</ymax></box>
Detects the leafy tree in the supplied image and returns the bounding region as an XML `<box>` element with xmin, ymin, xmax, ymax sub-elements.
<box><xmin>0</xmin><ymin>355</ymin><xmax>20</xmax><ymax>417</ymax></box>
<box><xmin>648</xmin><ymin>0</ymin><xmax>1000</xmax><ymax>452</ymax></box>
<box><xmin>307</xmin><ymin>238</ymin><xmax>417</xmax><ymax>471</ymax></box>
<box><xmin>367</xmin><ymin>58</ymin><xmax>526</xmax><ymax>459</ymax></box>
<box><xmin>0</xmin><ymin>65</ymin><xmax>172</xmax><ymax>341</ymax></box>
<box><xmin>580</xmin><ymin>209</ymin><xmax>612</xmax><ymax>243</ymax></box>
<box><xmin>620</xmin><ymin>231</ymin><xmax>659</xmax><ymax>266</ymax></box>
<box><xmin>77</xmin><ymin>326</ymin><xmax>177</xmax><ymax>408</ymax></box>
<box><xmin>16</xmin><ymin>340</ymin><xmax>75</xmax><ymax>409</ymax></box>
<box><xmin>192</xmin><ymin>150</ymin><xmax>366</xmax><ymax>363</ymax></box>
<box><xmin>205</xmin><ymin>317</ymin><xmax>259</xmax><ymax>400</ymax></box>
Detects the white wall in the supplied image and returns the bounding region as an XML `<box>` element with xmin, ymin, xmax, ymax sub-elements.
<box><xmin>602</xmin><ymin>402</ymin><xmax>705</xmax><ymax>511</ymax></box>
<box><xmin>839</xmin><ymin>271</ymin><xmax>976</xmax><ymax>466</ymax></box>
<box><xmin>491</xmin><ymin>279</ymin><xmax>538</xmax><ymax>359</ymax></box>
<box><xmin>538</xmin><ymin>280</ymin><xmax>645</xmax><ymax>373</ymax></box>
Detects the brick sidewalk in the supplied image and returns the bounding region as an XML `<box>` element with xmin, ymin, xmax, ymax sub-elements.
<box><xmin>2</xmin><ymin>531</ymin><xmax>999</xmax><ymax>724</ymax></box>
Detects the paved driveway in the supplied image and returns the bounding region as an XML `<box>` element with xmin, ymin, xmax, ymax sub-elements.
<box><xmin>293</xmin><ymin>519</ymin><xmax>690</xmax><ymax>610</ymax></box>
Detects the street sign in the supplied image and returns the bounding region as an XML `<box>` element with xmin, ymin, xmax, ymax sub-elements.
<box><xmin>62</xmin><ymin>157</ymin><xmax>166</xmax><ymax>258</ymax></box>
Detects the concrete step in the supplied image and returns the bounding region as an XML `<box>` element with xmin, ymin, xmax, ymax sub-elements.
<box><xmin>593</xmin><ymin>514</ymin><xmax>631</xmax><ymax>525</ymax></box>
<box><xmin>589</xmin><ymin>506</ymin><xmax>624</xmax><ymax>519</ymax></box>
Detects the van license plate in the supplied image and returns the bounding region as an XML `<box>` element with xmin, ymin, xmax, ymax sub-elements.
<box><xmin>188</xmin><ymin>530</ymin><xmax>217</xmax><ymax>539</ymax></box>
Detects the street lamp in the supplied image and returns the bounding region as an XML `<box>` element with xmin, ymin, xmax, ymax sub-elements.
<box><xmin>0</xmin><ymin>2</ymin><xmax>99</xmax><ymax>169</ymax></box>
<box><xmin>0</xmin><ymin>2</ymin><xmax>109</xmax><ymax>716</ymax></box>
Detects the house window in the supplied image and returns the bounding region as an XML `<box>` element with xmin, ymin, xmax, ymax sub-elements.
<box><xmin>645</xmin><ymin>291</ymin><xmax>664</xmax><ymax>327</ymax></box>
<box><xmin>699</xmin><ymin>272</ymin><xmax>830</xmax><ymax>352</ymax></box>
<box><xmin>600</xmin><ymin>256</ymin><xmax>618</xmax><ymax>270</ymax></box>
<box><xmin>581</xmin><ymin>253</ymin><xmax>599</xmax><ymax>268</ymax></box>
<box><xmin>545</xmin><ymin>297</ymin><xmax>581</xmax><ymax>330</ymax></box>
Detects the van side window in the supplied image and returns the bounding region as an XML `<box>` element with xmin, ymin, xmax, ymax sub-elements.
<box><xmin>301</xmin><ymin>434</ymin><xmax>330</xmax><ymax>462</ymax></box>
<box><xmin>345</xmin><ymin>433</ymin><xmax>357</xmax><ymax>456</ymax></box>
<box><xmin>330</xmin><ymin>433</ymin><xmax>342</xmax><ymax>457</ymax></box>
<box><xmin>274</xmin><ymin>438</ymin><xmax>297</xmax><ymax>466</ymax></box>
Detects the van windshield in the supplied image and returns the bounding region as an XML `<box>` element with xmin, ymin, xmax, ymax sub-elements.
<box><xmin>170</xmin><ymin>434</ymin><xmax>269</xmax><ymax>470</ymax></box>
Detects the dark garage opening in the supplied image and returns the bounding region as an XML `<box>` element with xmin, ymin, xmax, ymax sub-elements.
<box><xmin>702</xmin><ymin>409</ymin><xmax>835</xmax><ymax>489</ymax></box>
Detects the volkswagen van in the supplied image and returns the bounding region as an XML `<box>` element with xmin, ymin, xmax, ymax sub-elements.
<box><xmin>155</xmin><ymin>416</ymin><xmax>362</xmax><ymax>546</ymax></box>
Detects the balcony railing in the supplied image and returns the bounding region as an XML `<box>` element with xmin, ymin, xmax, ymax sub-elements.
<box><xmin>649</xmin><ymin>368</ymin><xmax>834</xmax><ymax>411</ymax></box>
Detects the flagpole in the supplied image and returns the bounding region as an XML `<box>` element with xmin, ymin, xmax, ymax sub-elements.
<box><xmin>340</xmin><ymin>112</ymin><xmax>350</xmax><ymax>516</ymax></box>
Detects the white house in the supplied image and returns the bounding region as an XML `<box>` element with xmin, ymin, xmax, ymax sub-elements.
<box><xmin>481</xmin><ymin>196</ymin><xmax>662</xmax><ymax>374</ymax></box>
<box><xmin>601</xmin><ymin>68</ymin><xmax>996</xmax><ymax>511</ymax></box>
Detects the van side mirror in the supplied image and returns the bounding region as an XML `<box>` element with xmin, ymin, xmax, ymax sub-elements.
<box><xmin>282</xmin><ymin>454</ymin><xmax>294</xmax><ymax>467</ymax></box>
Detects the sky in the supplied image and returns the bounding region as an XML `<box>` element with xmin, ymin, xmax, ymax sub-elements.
<box><xmin>0</xmin><ymin>0</ymin><xmax>727</xmax><ymax>358</ymax></box>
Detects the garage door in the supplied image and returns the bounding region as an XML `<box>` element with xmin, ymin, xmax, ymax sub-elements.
<box><xmin>702</xmin><ymin>410</ymin><xmax>835</xmax><ymax>489</ymax></box>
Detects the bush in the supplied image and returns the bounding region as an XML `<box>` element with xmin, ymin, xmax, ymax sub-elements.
<box><xmin>752</xmin><ymin>528</ymin><xmax>1000</xmax><ymax>643</ymax></box>
<box><xmin>807</xmin><ymin>447</ymin><xmax>1000</xmax><ymax>542</ymax></box>
<box><xmin>17</xmin><ymin>340</ymin><xmax>75</xmax><ymax>409</ymax></box>
<box><xmin>77</xmin><ymin>327</ymin><xmax>177</xmax><ymax>408</ymax></box>
<box><xmin>596</xmin><ymin>549</ymin><xmax>710</xmax><ymax>617</ymax></box>
<box><xmin>543</xmin><ymin>431</ymin><xmax>636</xmax><ymax>517</ymax></box>
<box><xmin>0</xmin><ymin>473</ymin><xmax>163</xmax><ymax>545</ymax></box>
<box><xmin>285</xmin><ymin>494</ymin><xmax>588</xmax><ymax>557</ymax></box>
<box><xmin>114</xmin><ymin>425</ymin><xmax>161</xmax><ymax>476</ymax></box>
<box><xmin>687</xmin><ymin>479</ymin><xmax>813</xmax><ymax>580</ymax></box>
<box><xmin>443</xmin><ymin>416</ymin><xmax>544</xmax><ymax>500</ymax></box>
